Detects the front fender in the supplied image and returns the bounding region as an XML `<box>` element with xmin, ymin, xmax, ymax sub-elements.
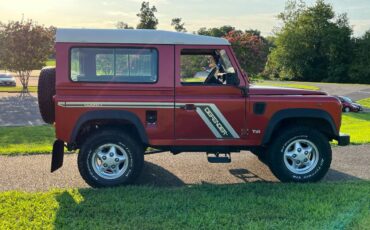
<box><xmin>262</xmin><ymin>108</ymin><xmax>338</xmax><ymax>145</ymax></box>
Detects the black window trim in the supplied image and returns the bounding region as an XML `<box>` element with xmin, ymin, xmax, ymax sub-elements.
<box><xmin>68</xmin><ymin>46</ymin><xmax>159</xmax><ymax>84</ymax></box>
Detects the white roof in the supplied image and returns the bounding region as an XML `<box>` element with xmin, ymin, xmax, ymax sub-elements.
<box><xmin>56</xmin><ymin>28</ymin><xmax>230</xmax><ymax>45</ymax></box>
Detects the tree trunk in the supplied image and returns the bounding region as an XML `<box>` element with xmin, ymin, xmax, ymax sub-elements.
<box><xmin>17</xmin><ymin>70</ymin><xmax>31</xmax><ymax>93</ymax></box>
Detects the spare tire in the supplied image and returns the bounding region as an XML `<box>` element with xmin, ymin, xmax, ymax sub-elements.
<box><xmin>38</xmin><ymin>67</ymin><xmax>56</xmax><ymax>124</ymax></box>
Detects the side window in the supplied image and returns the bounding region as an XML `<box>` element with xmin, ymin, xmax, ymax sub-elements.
<box><xmin>180</xmin><ymin>49</ymin><xmax>236</xmax><ymax>85</ymax></box>
<box><xmin>181</xmin><ymin>54</ymin><xmax>216</xmax><ymax>83</ymax></box>
<box><xmin>70</xmin><ymin>48</ymin><xmax>158</xmax><ymax>83</ymax></box>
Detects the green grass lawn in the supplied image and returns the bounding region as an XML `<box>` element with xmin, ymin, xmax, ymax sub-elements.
<box><xmin>45</xmin><ymin>59</ymin><xmax>56</xmax><ymax>67</ymax></box>
<box><xmin>357</xmin><ymin>97</ymin><xmax>370</xmax><ymax>108</ymax></box>
<box><xmin>0</xmin><ymin>86</ymin><xmax>37</xmax><ymax>93</ymax></box>
<box><xmin>182</xmin><ymin>79</ymin><xmax>321</xmax><ymax>91</ymax></box>
<box><xmin>0</xmin><ymin>182</ymin><xmax>368</xmax><ymax>229</ymax></box>
<box><xmin>254</xmin><ymin>82</ymin><xmax>320</xmax><ymax>90</ymax></box>
<box><xmin>341</xmin><ymin>113</ymin><xmax>370</xmax><ymax>144</ymax></box>
<box><xmin>0</xmin><ymin>125</ymin><xmax>54</xmax><ymax>155</ymax></box>
<box><xmin>181</xmin><ymin>77</ymin><xmax>204</xmax><ymax>83</ymax></box>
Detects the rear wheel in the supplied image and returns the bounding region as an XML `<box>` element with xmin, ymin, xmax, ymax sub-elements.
<box><xmin>78</xmin><ymin>129</ymin><xmax>144</xmax><ymax>188</ymax></box>
<box><xmin>344</xmin><ymin>107</ymin><xmax>350</xmax><ymax>113</ymax></box>
<box><xmin>267</xmin><ymin>126</ymin><xmax>331</xmax><ymax>183</ymax></box>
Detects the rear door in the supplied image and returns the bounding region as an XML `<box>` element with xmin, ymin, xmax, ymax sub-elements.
<box><xmin>174</xmin><ymin>45</ymin><xmax>247</xmax><ymax>146</ymax></box>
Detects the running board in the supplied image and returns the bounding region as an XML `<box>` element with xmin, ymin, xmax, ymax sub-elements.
<box><xmin>207</xmin><ymin>152</ymin><xmax>231</xmax><ymax>163</ymax></box>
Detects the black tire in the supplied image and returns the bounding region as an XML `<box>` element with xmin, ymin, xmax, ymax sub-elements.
<box><xmin>267</xmin><ymin>126</ymin><xmax>331</xmax><ymax>183</ymax></box>
<box><xmin>38</xmin><ymin>68</ymin><xmax>56</xmax><ymax>124</ymax></box>
<box><xmin>78</xmin><ymin>129</ymin><xmax>144</xmax><ymax>188</ymax></box>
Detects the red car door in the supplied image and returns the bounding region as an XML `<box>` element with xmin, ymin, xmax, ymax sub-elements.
<box><xmin>174</xmin><ymin>45</ymin><xmax>247</xmax><ymax>146</ymax></box>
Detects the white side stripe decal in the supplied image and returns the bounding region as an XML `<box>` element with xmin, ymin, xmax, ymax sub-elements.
<box><xmin>58</xmin><ymin>102</ymin><xmax>173</xmax><ymax>108</ymax></box>
<box><xmin>58</xmin><ymin>101</ymin><xmax>240</xmax><ymax>139</ymax></box>
<box><xmin>207</xmin><ymin>104</ymin><xmax>240</xmax><ymax>138</ymax></box>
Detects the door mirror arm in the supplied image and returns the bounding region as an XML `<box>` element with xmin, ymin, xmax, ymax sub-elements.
<box><xmin>236</xmin><ymin>86</ymin><xmax>248</xmax><ymax>97</ymax></box>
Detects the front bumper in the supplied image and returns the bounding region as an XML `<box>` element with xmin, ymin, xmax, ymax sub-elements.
<box><xmin>337</xmin><ymin>133</ymin><xmax>350</xmax><ymax>146</ymax></box>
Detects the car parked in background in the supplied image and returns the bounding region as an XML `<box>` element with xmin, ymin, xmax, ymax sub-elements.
<box><xmin>0</xmin><ymin>73</ymin><xmax>16</xmax><ymax>86</ymax></box>
<box><xmin>335</xmin><ymin>96</ymin><xmax>363</xmax><ymax>112</ymax></box>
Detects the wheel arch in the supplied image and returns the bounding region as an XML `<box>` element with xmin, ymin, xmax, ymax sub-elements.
<box><xmin>69</xmin><ymin>110</ymin><xmax>149</xmax><ymax>147</ymax></box>
<box><xmin>262</xmin><ymin>108</ymin><xmax>338</xmax><ymax>145</ymax></box>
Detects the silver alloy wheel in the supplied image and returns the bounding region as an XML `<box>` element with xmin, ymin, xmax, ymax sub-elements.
<box><xmin>344</xmin><ymin>107</ymin><xmax>350</xmax><ymax>113</ymax></box>
<box><xmin>283</xmin><ymin>139</ymin><xmax>319</xmax><ymax>174</ymax></box>
<box><xmin>91</xmin><ymin>143</ymin><xmax>129</xmax><ymax>180</ymax></box>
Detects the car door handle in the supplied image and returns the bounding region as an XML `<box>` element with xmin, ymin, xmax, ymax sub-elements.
<box><xmin>181</xmin><ymin>104</ymin><xmax>196</xmax><ymax>110</ymax></box>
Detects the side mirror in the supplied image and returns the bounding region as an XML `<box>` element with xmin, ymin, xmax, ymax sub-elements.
<box><xmin>226</xmin><ymin>72</ymin><xmax>240</xmax><ymax>86</ymax></box>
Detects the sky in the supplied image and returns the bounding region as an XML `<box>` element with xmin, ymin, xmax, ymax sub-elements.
<box><xmin>0</xmin><ymin>0</ymin><xmax>369</xmax><ymax>37</ymax></box>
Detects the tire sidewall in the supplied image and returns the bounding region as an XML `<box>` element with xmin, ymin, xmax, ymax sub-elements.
<box><xmin>79</xmin><ymin>133</ymin><xmax>140</xmax><ymax>187</ymax></box>
<box><xmin>270</xmin><ymin>130</ymin><xmax>331</xmax><ymax>182</ymax></box>
<box><xmin>38</xmin><ymin>68</ymin><xmax>56</xmax><ymax>124</ymax></box>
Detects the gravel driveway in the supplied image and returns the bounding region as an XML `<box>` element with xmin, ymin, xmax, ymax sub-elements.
<box><xmin>0</xmin><ymin>145</ymin><xmax>368</xmax><ymax>192</ymax></box>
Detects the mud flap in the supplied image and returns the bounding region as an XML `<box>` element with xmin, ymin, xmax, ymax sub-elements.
<box><xmin>51</xmin><ymin>140</ymin><xmax>64</xmax><ymax>172</ymax></box>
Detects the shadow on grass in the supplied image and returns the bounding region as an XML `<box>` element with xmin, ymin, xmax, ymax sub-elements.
<box><xmin>49</xmin><ymin>158</ymin><xmax>369</xmax><ymax>229</ymax></box>
<box><xmin>52</xmin><ymin>180</ymin><xmax>370</xmax><ymax>229</ymax></box>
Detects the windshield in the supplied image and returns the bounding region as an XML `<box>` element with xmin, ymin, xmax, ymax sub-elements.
<box><xmin>341</xmin><ymin>96</ymin><xmax>353</xmax><ymax>103</ymax></box>
<box><xmin>0</xmin><ymin>75</ymin><xmax>12</xmax><ymax>78</ymax></box>
<box><xmin>219</xmin><ymin>50</ymin><xmax>235</xmax><ymax>74</ymax></box>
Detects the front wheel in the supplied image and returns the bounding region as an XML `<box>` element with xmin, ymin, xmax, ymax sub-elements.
<box><xmin>78</xmin><ymin>129</ymin><xmax>144</xmax><ymax>188</ymax></box>
<box><xmin>267</xmin><ymin>126</ymin><xmax>331</xmax><ymax>183</ymax></box>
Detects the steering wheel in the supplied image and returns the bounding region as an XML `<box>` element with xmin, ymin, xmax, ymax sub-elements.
<box><xmin>204</xmin><ymin>67</ymin><xmax>218</xmax><ymax>84</ymax></box>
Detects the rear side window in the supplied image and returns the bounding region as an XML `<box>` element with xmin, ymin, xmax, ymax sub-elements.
<box><xmin>70</xmin><ymin>48</ymin><xmax>158</xmax><ymax>83</ymax></box>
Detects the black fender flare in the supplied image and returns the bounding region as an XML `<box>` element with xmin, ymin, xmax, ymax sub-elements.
<box><xmin>69</xmin><ymin>110</ymin><xmax>148</xmax><ymax>144</ymax></box>
<box><xmin>262</xmin><ymin>108</ymin><xmax>338</xmax><ymax>145</ymax></box>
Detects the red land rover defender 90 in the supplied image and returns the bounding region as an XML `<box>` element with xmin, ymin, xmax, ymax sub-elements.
<box><xmin>38</xmin><ymin>29</ymin><xmax>349</xmax><ymax>187</ymax></box>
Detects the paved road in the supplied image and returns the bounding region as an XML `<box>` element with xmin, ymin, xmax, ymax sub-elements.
<box><xmin>0</xmin><ymin>145</ymin><xmax>368</xmax><ymax>192</ymax></box>
<box><xmin>308</xmin><ymin>82</ymin><xmax>370</xmax><ymax>101</ymax></box>
<box><xmin>0</xmin><ymin>92</ymin><xmax>44</xmax><ymax>126</ymax></box>
<box><xmin>264</xmin><ymin>80</ymin><xmax>370</xmax><ymax>101</ymax></box>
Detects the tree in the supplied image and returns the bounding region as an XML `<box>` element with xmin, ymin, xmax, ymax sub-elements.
<box><xmin>196</xmin><ymin>26</ymin><xmax>271</xmax><ymax>76</ymax></box>
<box><xmin>349</xmin><ymin>31</ymin><xmax>370</xmax><ymax>84</ymax></box>
<box><xmin>171</xmin><ymin>18</ymin><xmax>187</xmax><ymax>32</ymax></box>
<box><xmin>136</xmin><ymin>1</ymin><xmax>158</xmax><ymax>29</ymax></box>
<box><xmin>266</xmin><ymin>0</ymin><xmax>352</xmax><ymax>82</ymax></box>
<box><xmin>224</xmin><ymin>30</ymin><xmax>270</xmax><ymax>76</ymax></box>
<box><xmin>197</xmin><ymin>25</ymin><xmax>235</xmax><ymax>37</ymax></box>
<box><xmin>116</xmin><ymin>21</ymin><xmax>133</xmax><ymax>29</ymax></box>
<box><xmin>0</xmin><ymin>30</ymin><xmax>5</xmax><ymax>69</ymax></box>
<box><xmin>0</xmin><ymin>19</ymin><xmax>54</xmax><ymax>91</ymax></box>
